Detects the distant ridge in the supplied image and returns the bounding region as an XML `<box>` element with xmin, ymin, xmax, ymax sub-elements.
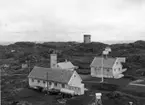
<box><xmin>0</xmin><ymin>40</ymin><xmax>144</xmax><ymax>45</ymax></box>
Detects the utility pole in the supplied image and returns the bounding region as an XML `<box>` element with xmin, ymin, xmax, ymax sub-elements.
<box><xmin>26</xmin><ymin>60</ymin><xmax>30</xmax><ymax>74</ymax></box>
<box><xmin>101</xmin><ymin>54</ymin><xmax>104</xmax><ymax>83</ymax></box>
<box><xmin>28</xmin><ymin>60</ymin><xmax>30</xmax><ymax>73</ymax></box>
<box><xmin>46</xmin><ymin>72</ymin><xmax>49</xmax><ymax>94</ymax></box>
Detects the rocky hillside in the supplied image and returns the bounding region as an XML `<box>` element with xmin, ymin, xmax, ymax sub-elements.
<box><xmin>0</xmin><ymin>40</ymin><xmax>145</xmax><ymax>76</ymax></box>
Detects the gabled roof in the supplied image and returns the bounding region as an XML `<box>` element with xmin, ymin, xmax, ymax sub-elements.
<box><xmin>28</xmin><ymin>66</ymin><xmax>74</xmax><ymax>84</ymax></box>
<box><xmin>57</xmin><ymin>61</ymin><xmax>75</xmax><ymax>69</ymax></box>
<box><xmin>90</xmin><ymin>57</ymin><xmax>116</xmax><ymax>68</ymax></box>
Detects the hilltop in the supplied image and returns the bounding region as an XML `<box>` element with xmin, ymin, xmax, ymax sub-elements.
<box><xmin>0</xmin><ymin>40</ymin><xmax>145</xmax><ymax>76</ymax></box>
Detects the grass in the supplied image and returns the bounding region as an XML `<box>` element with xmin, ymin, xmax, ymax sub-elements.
<box><xmin>15</xmin><ymin>88</ymin><xmax>58</xmax><ymax>105</ymax></box>
<box><xmin>82</xmin><ymin>75</ymin><xmax>132</xmax><ymax>88</ymax></box>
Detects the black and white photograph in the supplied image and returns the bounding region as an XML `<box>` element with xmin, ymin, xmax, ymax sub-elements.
<box><xmin>0</xmin><ymin>0</ymin><xmax>145</xmax><ymax>105</ymax></box>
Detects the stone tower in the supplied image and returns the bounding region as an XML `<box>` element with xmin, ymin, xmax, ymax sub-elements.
<box><xmin>50</xmin><ymin>54</ymin><xmax>57</xmax><ymax>68</ymax></box>
<box><xmin>84</xmin><ymin>35</ymin><xmax>91</xmax><ymax>43</ymax></box>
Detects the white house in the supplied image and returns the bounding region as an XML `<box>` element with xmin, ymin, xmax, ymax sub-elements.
<box><xmin>28</xmin><ymin>66</ymin><xmax>84</xmax><ymax>95</ymax></box>
<box><xmin>55</xmin><ymin>60</ymin><xmax>78</xmax><ymax>71</ymax></box>
<box><xmin>50</xmin><ymin>54</ymin><xmax>78</xmax><ymax>70</ymax></box>
<box><xmin>90</xmin><ymin>57</ymin><xmax>127</xmax><ymax>79</ymax></box>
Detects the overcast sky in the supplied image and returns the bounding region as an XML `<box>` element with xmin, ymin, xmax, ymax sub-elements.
<box><xmin>0</xmin><ymin>0</ymin><xmax>145</xmax><ymax>43</ymax></box>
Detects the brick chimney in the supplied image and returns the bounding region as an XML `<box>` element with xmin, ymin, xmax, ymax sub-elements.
<box><xmin>50</xmin><ymin>54</ymin><xmax>57</xmax><ymax>68</ymax></box>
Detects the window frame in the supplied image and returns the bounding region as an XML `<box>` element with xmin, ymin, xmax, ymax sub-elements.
<box><xmin>49</xmin><ymin>82</ymin><xmax>52</xmax><ymax>85</ymax></box>
<box><xmin>31</xmin><ymin>78</ymin><xmax>34</xmax><ymax>82</ymax></box>
<box><xmin>62</xmin><ymin>84</ymin><xmax>65</xmax><ymax>88</ymax></box>
<box><xmin>54</xmin><ymin>82</ymin><xmax>57</xmax><ymax>86</ymax></box>
<box><xmin>37</xmin><ymin>80</ymin><xmax>40</xmax><ymax>83</ymax></box>
<box><xmin>43</xmin><ymin>81</ymin><xmax>46</xmax><ymax>84</ymax></box>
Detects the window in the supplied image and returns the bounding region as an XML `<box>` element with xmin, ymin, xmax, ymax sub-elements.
<box><xmin>31</xmin><ymin>78</ymin><xmax>34</xmax><ymax>82</ymax></box>
<box><xmin>62</xmin><ymin>84</ymin><xmax>65</xmax><ymax>88</ymax></box>
<box><xmin>107</xmin><ymin>69</ymin><xmax>110</xmax><ymax>72</ymax></box>
<box><xmin>49</xmin><ymin>82</ymin><xmax>52</xmax><ymax>85</ymax></box>
<box><xmin>114</xmin><ymin>69</ymin><xmax>116</xmax><ymax>71</ymax></box>
<box><xmin>78</xmin><ymin>88</ymin><xmax>80</xmax><ymax>91</ymax></box>
<box><xmin>37</xmin><ymin>80</ymin><xmax>40</xmax><ymax>83</ymax></box>
<box><xmin>43</xmin><ymin>81</ymin><xmax>46</xmax><ymax>84</ymax></box>
<box><xmin>54</xmin><ymin>82</ymin><xmax>57</xmax><ymax>86</ymax></box>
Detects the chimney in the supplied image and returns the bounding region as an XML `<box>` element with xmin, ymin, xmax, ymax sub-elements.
<box><xmin>50</xmin><ymin>54</ymin><xmax>57</xmax><ymax>68</ymax></box>
<box><xmin>95</xmin><ymin>93</ymin><xmax>102</xmax><ymax>105</ymax></box>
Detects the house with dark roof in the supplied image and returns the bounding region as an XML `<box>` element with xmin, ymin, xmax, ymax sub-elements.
<box><xmin>28</xmin><ymin>66</ymin><xmax>84</xmax><ymax>95</ymax></box>
<box><xmin>90</xmin><ymin>57</ymin><xmax>127</xmax><ymax>79</ymax></box>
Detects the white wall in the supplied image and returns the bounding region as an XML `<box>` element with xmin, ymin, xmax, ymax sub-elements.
<box><xmin>68</xmin><ymin>71</ymin><xmax>84</xmax><ymax>95</ymax></box>
<box><xmin>112</xmin><ymin>59</ymin><xmax>123</xmax><ymax>76</ymax></box>
<box><xmin>91</xmin><ymin>67</ymin><xmax>97</xmax><ymax>77</ymax></box>
<box><xmin>29</xmin><ymin>78</ymin><xmax>46</xmax><ymax>88</ymax></box>
<box><xmin>91</xmin><ymin>67</ymin><xmax>113</xmax><ymax>78</ymax></box>
<box><xmin>64</xmin><ymin>84</ymin><xmax>84</xmax><ymax>95</ymax></box>
<box><xmin>68</xmin><ymin>71</ymin><xmax>82</xmax><ymax>86</ymax></box>
<box><xmin>29</xmin><ymin>76</ymin><xmax>84</xmax><ymax>95</ymax></box>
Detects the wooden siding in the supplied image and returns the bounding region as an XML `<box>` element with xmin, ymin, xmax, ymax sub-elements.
<box><xmin>28</xmin><ymin>77</ymin><xmax>84</xmax><ymax>95</ymax></box>
<box><xmin>91</xmin><ymin>67</ymin><xmax>113</xmax><ymax>78</ymax></box>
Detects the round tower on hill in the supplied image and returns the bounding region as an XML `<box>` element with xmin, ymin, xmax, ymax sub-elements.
<box><xmin>50</xmin><ymin>54</ymin><xmax>57</xmax><ymax>68</ymax></box>
<box><xmin>84</xmin><ymin>35</ymin><xmax>91</xmax><ymax>43</ymax></box>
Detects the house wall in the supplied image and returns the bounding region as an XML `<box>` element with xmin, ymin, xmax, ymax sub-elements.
<box><xmin>28</xmin><ymin>77</ymin><xmax>84</xmax><ymax>95</ymax></box>
<box><xmin>91</xmin><ymin>67</ymin><xmax>113</xmax><ymax>78</ymax></box>
<box><xmin>58</xmin><ymin>66</ymin><xmax>74</xmax><ymax>71</ymax></box>
<box><xmin>55</xmin><ymin>63</ymin><xmax>75</xmax><ymax>71</ymax></box>
<box><xmin>64</xmin><ymin>84</ymin><xmax>84</xmax><ymax>95</ymax></box>
<box><xmin>112</xmin><ymin>60</ymin><xmax>123</xmax><ymax>77</ymax></box>
<box><xmin>29</xmin><ymin>78</ymin><xmax>46</xmax><ymax>88</ymax></box>
<box><xmin>68</xmin><ymin>71</ymin><xmax>82</xmax><ymax>86</ymax></box>
<box><xmin>91</xmin><ymin>67</ymin><xmax>97</xmax><ymax>77</ymax></box>
<box><xmin>28</xmin><ymin>78</ymin><xmax>57</xmax><ymax>89</ymax></box>
<box><xmin>68</xmin><ymin>71</ymin><xmax>84</xmax><ymax>95</ymax></box>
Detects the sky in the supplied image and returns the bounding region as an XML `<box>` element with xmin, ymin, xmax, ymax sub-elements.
<box><xmin>0</xmin><ymin>0</ymin><xmax>145</xmax><ymax>43</ymax></box>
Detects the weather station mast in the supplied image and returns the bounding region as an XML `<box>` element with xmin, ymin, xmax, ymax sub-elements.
<box><xmin>100</xmin><ymin>47</ymin><xmax>111</xmax><ymax>83</ymax></box>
